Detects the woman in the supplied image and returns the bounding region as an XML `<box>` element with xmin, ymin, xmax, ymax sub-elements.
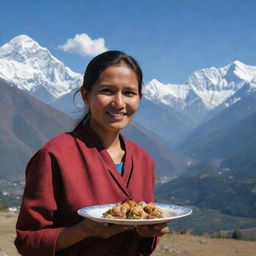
<box><xmin>15</xmin><ymin>51</ymin><xmax>169</xmax><ymax>256</ymax></box>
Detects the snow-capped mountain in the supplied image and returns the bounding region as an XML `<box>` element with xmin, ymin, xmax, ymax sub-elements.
<box><xmin>143</xmin><ymin>79</ymin><xmax>189</xmax><ymax>110</ymax></box>
<box><xmin>0</xmin><ymin>35</ymin><xmax>82</xmax><ymax>103</ymax></box>
<box><xmin>1</xmin><ymin>35</ymin><xmax>256</xmax><ymax>146</ymax></box>
<box><xmin>144</xmin><ymin>60</ymin><xmax>256</xmax><ymax>118</ymax></box>
<box><xmin>143</xmin><ymin>79</ymin><xmax>206</xmax><ymax>122</ymax></box>
<box><xmin>2</xmin><ymin>35</ymin><xmax>256</xmax><ymax>115</ymax></box>
<box><xmin>186</xmin><ymin>60</ymin><xmax>256</xmax><ymax>108</ymax></box>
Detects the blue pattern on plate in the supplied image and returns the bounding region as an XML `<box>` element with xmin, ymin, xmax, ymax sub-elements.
<box><xmin>78</xmin><ymin>203</ymin><xmax>192</xmax><ymax>225</ymax></box>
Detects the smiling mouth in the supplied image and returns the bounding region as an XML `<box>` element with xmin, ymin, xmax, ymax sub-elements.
<box><xmin>107</xmin><ymin>111</ymin><xmax>127</xmax><ymax>117</ymax></box>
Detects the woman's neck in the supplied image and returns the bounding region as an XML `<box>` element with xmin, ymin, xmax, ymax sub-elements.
<box><xmin>89</xmin><ymin>120</ymin><xmax>125</xmax><ymax>163</ymax></box>
<box><xmin>89</xmin><ymin>120</ymin><xmax>119</xmax><ymax>148</ymax></box>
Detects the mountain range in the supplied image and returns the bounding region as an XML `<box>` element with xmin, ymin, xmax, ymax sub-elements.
<box><xmin>1</xmin><ymin>34</ymin><xmax>256</xmax><ymax>177</ymax></box>
<box><xmin>0</xmin><ymin>35</ymin><xmax>82</xmax><ymax>104</ymax></box>
<box><xmin>1</xmin><ymin>34</ymin><xmax>256</xmax><ymax>171</ymax></box>
<box><xmin>0</xmin><ymin>78</ymin><xmax>74</xmax><ymax>179</ymax></box>
<box><xmin>1</xmin><ymin>35</ymin><xmax>256</xmax><ymax>233</ymax></box>
<box><xmin>0</xmin><ymin>77</ymin><xmax>189</xmax><ymax>181</ymax></box>
<box><xmin>1</xmin><ymin>35</ymin><xmax>256</xmax><ymax>147</ymax></box>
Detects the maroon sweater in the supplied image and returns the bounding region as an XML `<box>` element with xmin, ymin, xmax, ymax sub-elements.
<box><xmin>15</xmin><ymin>123</ymin><xmax>158</xmax><ymax>256</ymax></box>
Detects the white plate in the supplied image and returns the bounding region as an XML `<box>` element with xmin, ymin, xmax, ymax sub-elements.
<box><xmin>77</xmin><ymin>203</ymin><xmax>192</xmax><ymax>225</ymax></box>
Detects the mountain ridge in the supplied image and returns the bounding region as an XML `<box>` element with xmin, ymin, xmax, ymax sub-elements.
<box><xmin>1</xmin><ymin>35</ymin><xmax>256</xmax><ymax>119</ymax></box>
<box><xmin>1</xmin><ymin>35</ymin><xmax>256</xmax><ymax>148</ymax></box>
<box><xmin>0</xmin><ymin>78</ymin><xmax>189</xmax><ymax>181</ymax></box>
<box><xmin>1</xmin><ymin>35</ymin><xmax>256</xmax><ymax>235</ymax></box>
<box><xmin>0</xmin><ymin>79</ymin><xmax>75</xmax><ymax>179</ymax></box>
<box><xmin>0</xmin><ymin>34</ymin><xmax>82</xmax><ymax>103</ymax></box>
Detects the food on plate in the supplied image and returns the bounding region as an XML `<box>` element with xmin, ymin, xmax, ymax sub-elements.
<box><xmin>103</xmin><ymin>200</ymin><xmax>164</xmax><ymax>219</ymax></box>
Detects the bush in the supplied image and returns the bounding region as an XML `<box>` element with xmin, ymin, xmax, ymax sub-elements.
<box><xmin>232</xmin><ymin>229</ymin><xmax>242</xmax><ymax>240</ymax></box>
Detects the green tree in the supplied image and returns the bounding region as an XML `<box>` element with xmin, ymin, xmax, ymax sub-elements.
<box><xmin>232</xmin><ymin>229</ymin><xmax>242</xmax><ymax>240</ymax></box>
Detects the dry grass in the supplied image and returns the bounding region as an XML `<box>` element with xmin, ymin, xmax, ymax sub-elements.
<box><xmin>152</xmin><ymin>233</ymin><xmax>256</xmax><ymax>256</ymax></box>
<box><xmin>0</xmin><ymin>211</ymin><xmax>19</xmax><ymax>256</ymax></box>
<box><xmin>0</xmin><ymin>211</ymin><xmax>256</xmax><ymax>256</ymax></box>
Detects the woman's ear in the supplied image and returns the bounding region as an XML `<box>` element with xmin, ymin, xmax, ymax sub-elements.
<box><xmin>81</xmin><ymin>88</ymin><xmax>89</xmax><ymax>105</ymax></box>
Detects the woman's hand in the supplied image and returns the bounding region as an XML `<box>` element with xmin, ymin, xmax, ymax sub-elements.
<box><xmin>79</xmin><ymin>218</ymin><xmax>134</xmax><ymax>239</ymax></box>
<box><xmin>135</xmin><ymin>222</ymin><xmax>169</xmax><ymax>237</ymax></box>
<box><xmin>56</xmin><ymin>218</ymin><xmax>134</xmax><ymax>252</ymax></box>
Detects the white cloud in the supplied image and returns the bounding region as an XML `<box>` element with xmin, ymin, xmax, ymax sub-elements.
<box><xmin>58</xmin><ymin>33</ymin><xmax>108</xmax><ymax>57</ymax></box>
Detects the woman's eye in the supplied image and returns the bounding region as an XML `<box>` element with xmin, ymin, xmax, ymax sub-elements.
<box><xmin>125</xmin><ymin>91</ymin><xmax>137</xmax><ymax>96</ymax></box>
<box><xmin>100</xmin><ymin>88</ymin><xmax>113</xmax><ymax>94</ymax></box>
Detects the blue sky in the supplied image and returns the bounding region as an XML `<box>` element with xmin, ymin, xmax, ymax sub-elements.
<box><xmin>1</xmin><ymin>0</ymin><xmax>256</xmax><ymax>84</ymax></box>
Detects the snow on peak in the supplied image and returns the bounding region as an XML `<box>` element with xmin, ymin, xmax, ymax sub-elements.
<box><xmin>2</xmin><ymin>34</ymin><xmax>36</xmax><ymax>47</ymax></box>
<box><xmin>143</xmin><ymin>60</ymin><xmax>256</xmax><ymax>112</ymax></box>
<box><xmin>1</xmin><ymin>34</ymin><xmax>256</xmax><ymax>115</ymax></box>
<box><xmin>0</xmin><ymin>34</ymin><xmax>82</xmax><ymax>100</ymax></box>
<box><xmin>143</xmin><ymin>79</ymin><xmax>189</xmax><ymax>111</ymax></box>
<box><xmin>0</xmin><ymin>34</ymin><xmax>46</xmax><ymax>63</ymax></box>
<box><xmin>144</xmin><ymin>79</ymin><xmax>167</xmax><ymax>98</ymax></box>
<box><xmin>225</xmin><ymin>60</ymin><xmax>256</xmax><ymax>82</ymax></box>
<box><xmin>182</xmin><ymin>61</ymin><xmax>256</xmax><ymax>109</ymax></box>
<box><xmin>145</xmin><ymin>79</ymin><xmax>189</xmax><ymax>100</ymax></box>
<box><xmin>233</xmin><ymin>60</ymin><xmax>244</xmax><ymax>65</ymax></box>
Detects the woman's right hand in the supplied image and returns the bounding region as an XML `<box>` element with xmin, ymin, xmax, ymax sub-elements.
<box><xmin>56</xmin><ymin>218</ymin><xmax>134</xmax><ymax>252</ymax></box>
<box><xmin>78</xmin><ymin>218</ymin><xmax>134</xmax><ymax>239</ymax></box>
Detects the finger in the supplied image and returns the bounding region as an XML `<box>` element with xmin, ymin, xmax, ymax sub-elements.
<box><xmin>135</xmin><ymin>226</ymin><xmax>152</xmax><ymax>237</ymax></box>
<box><xmin>155</xmin><ymin>226</ymin><xmax>170</xmax><ymax>236</ymax></box>
<box><xmin>109</xmin><ymin>224</ymin><xmax>134</xmax><ymax>234</ymax></box>
<box><xmin>136</xmin><ymin>223</ymin><xmax>165</xmax><ymax>233</ymax></box>
<box><xmin>153</xmin><ymin>222</ymin><xmax>168</xmax><ymax>229</ymax></box>
<box><xmin>136</xmin><ymin>224</ymin><xmax>169</xmax><ymax>237</ymax></box>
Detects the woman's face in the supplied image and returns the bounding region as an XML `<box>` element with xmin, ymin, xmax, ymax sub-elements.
<box><xmin>81</xmin><ymin>64</ymin><xmax>141</xmax><ymax>134</ymax></box>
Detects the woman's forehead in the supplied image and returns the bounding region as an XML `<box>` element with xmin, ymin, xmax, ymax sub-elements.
<box><xmin>95</xmin><ymin>65</ymin><xmax>139</xmax><ymax>84</ymax></box>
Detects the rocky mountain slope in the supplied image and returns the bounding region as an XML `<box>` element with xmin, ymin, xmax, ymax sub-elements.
<box><xmin>1</xmin><ymin>35</ymin><xmax>256</xmax><ymax>146</ymax></box>
<box><xmin>0</xmin><ymin>78</ymin><xmax>189</xmax><ymax>181</ymax></box>
<box><xmin>1</xmin><ymin>35</ymin><xmax>256</xmax><ymax>235</ymax></box>
<box><xmin>0</xmin><ymin>79</ymin><xmax>74</xmax><ymax>180</ymax></box>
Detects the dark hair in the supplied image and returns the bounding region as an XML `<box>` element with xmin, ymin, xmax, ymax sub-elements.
<box><xmin>76</xmin><ymin>50</ymin><xmax>143</xmax><ymax>122</ymax></box>
<box><xmin>81</xmin><ymin>50</ymin><xmax>143</xmax><ymax>96</ymax></box>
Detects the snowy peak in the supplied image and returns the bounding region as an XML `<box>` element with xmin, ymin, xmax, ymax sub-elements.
<box><xmin>144</xmin><ymin>79</ymin><xmax>171</xmax><ymax>100</ymax></box>
<box><xmin>144</xmin><ymin>79</ymin><xmax>189</xmax><ymax>107</ymax></box>
<box><xmin>1</xmin><ymin>35</ymin><xmax>256</xmax><ymax>121</ymax></box>
<box><xmin>186</xmin><ymin>60</ymin><xmax>256</xmax><ymax>89</ymax></box>
<box><xmin>0</xmin><ymin>35</ymin><xmax>43</xmax><ymax>60</ymax></box>
<box><xmin>183</xmin><ymin>61</ymin><xmax>256</xmax><ymax>109</ymax></box>
<box><xmin>225</xmin><ymin>60</ymin><xmax>256</xmax><ymax>82</ymax></box>
<box><xmin>145</xmin><ymin>79</ymin><xmax>189</xmax><ymax>99</ymax></box>
<box><xmin>0</xmin><ymin>34</ymin><xmax>82</xmax><ymax>100</ymax></box>
<box><xmin>0</xmin><ymin>35</ymin><xmax>58</xmax><ymax>68</ymax></box>
<box><xmin>143</xmin><ymin>61</ymin><xmax>256</xmax><ymax>116</ymax></box>
<box><xmin>0</xmin><ymin>35</ymin><xmax>64</xmax><ymax>67</ymax></box>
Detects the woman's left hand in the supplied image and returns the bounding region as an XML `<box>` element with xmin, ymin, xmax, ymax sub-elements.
<box><xmin>135</xmin><ymin>222</ymin><xmax>169</xmax><ymax>237</ymax></box>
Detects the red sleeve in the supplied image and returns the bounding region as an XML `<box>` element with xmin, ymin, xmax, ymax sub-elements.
<box><xmin>139</xmin><ymin>157</ymin><xmax>160</xmax><ymax>255</ymax></box>
<box><xmin>151</xmin><ymin>159</ymin><xmax>156</xmax><ymax>192</ymax></box>
<box><xmin>15</xmin><ymin>149</ymin><xmax>64</xmax><ymax>256</ymax></box>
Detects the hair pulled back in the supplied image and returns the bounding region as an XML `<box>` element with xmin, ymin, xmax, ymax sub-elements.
<box><xmin>81</xmin><ymin>50</ymin><xmax>143</xmax><ymax>97</ymax></box>
<box><xmin>76</xmin><ymin>50</ymin><xmax>143</xmax><ymax>123</ymax></box>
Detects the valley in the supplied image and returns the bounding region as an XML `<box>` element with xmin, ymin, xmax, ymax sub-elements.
<box><xmin>0</xmin><ymin>34</ymin><xmax>256</xmax><ymax>243</ymax></box>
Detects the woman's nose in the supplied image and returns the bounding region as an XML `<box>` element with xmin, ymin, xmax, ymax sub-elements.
<box><xmin>112</xmin><ymin>93</ymin><xmax>125</xmax><ymax>107</ymax></box>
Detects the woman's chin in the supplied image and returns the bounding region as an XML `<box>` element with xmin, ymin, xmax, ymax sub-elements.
<box><xmin>107</xmin><ymin>120</ymin><xmax>130</xmax><ymax>131</ymax></box>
